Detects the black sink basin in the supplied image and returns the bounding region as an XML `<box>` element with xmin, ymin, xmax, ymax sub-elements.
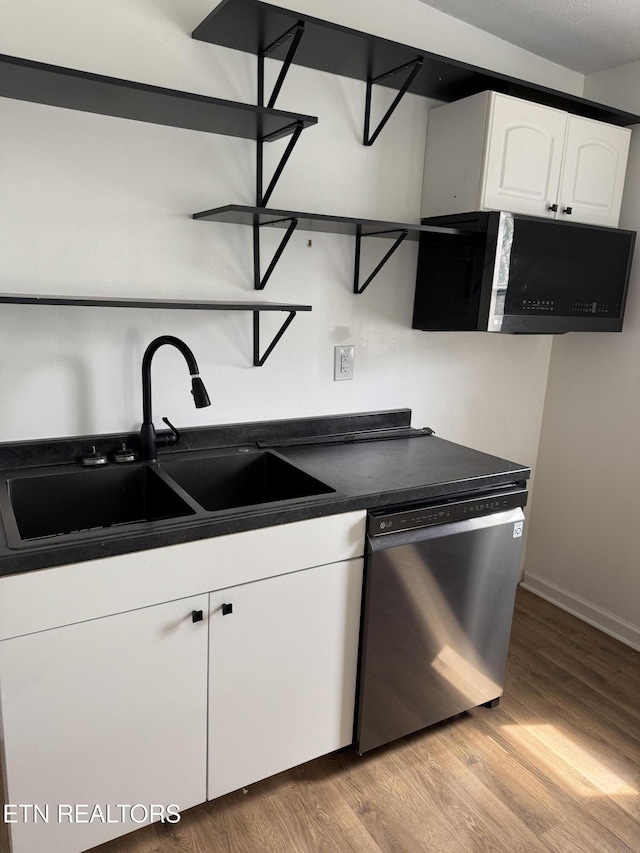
<box><xmin>0</xmin><ymin>449</ymin><xmax>335</xmax><ymax>550</ymax></box>
<box><xmin>160</xmin><ymin>450</ymin><xmax>334</xmax><ymax>512</ymax></box>
<box><xmin>4</xmin><ymin>465</ymin><xmax>195</xmax><ymax>544</ymax></box>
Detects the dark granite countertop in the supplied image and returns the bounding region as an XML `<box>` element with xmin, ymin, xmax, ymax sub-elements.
<box><xmin>0</xmin><ymin>409</ymin><xmax>530</xmax><ymax>578</ymax></box>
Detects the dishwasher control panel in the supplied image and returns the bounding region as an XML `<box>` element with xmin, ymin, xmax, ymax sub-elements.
<box><xmin>368</xmin><ymin>487</ymin><xmax>527</xmax><ymax>536</ymax></box>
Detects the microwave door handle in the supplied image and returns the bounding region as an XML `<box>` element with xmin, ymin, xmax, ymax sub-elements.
<box><xmin>466</xmin><ymin>252</ymin><xmax>477</xmax><ymax>299</ymax></box>
<box><xmin>466</xmin><ymin>239</ymin><xmax>484</xmax><ymax>300</ymax></box>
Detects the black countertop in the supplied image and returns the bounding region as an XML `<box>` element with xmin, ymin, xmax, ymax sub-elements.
<box><xmin>0</xmin><ymin>410</ymin><xmax>530</xmax><ymax>578</ymax></box>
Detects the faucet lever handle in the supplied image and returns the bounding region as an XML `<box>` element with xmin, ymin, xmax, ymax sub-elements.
<box><xmin>161</xmin><ymin>417</ymin><xmax>181</xmax><ymax>447</ymax></box>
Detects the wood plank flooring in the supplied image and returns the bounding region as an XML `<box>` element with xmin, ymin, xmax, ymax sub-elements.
<box><xmin>2</xmin><ymin>587</ymin><xmax>639</xmax><ymax>852</ymax></box>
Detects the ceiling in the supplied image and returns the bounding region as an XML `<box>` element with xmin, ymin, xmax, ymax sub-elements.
<box><xmin>416</xmin><ymin>0</ymin><xmax>640</xmax><ymax>75</ymax></box>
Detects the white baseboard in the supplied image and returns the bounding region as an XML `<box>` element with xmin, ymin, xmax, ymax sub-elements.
<box><xmin>521</xmin><ymin>574</ymin><xmax>640</xmax><ymax>652</ymax></box>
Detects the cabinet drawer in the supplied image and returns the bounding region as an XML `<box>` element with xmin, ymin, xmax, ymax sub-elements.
<box><xmin>0</xmin><ymin>511</ymin><xmax>367</xmax><ymax>639</ymax></box>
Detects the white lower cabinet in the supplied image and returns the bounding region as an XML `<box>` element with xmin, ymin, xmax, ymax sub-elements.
<box><xmin>0</xmin><ymin>595</ymin><xmax>209</xmax><ymax>853</ymax></box>
<box><xmin>207</xmin><ymin>557</ymin><xmax>364</xmax><ymax>800</ymax></box>
<box><xmin>0</xmin><ymin>511</ymin><xmax>367</xmax><ymax>853</ymax></box>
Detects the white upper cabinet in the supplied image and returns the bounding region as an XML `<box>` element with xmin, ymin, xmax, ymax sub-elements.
<box><xmin>481</xmin><ymin>94</ymin><xmax>567</xmax><ymax>218</ymax></box>
<box><xmin>421</xmin><ymin>91</ymin><xmax>631</xmax><ymax>227</ymax></box>
<box><xmin>557</xmin><ymin>115</ymin><xmax>630</xmax><ymax>225</ymax></box>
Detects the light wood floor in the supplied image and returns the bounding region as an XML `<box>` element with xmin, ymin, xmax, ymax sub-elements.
<box><xmin>3</xmin><ymin>588</ymin><xmax>640</xmax><ymax>852</ymax></box>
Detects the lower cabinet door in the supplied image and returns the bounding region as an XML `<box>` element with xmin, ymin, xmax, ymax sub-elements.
<box><xmin>207</xmin><ymin>557</ymin><xmax>364</xmax><ymax>800</ymax></box>
<box><xmin>0</xmin><ymin>594</ymin><xmax>209</xmax><ymax>853</ymax></box>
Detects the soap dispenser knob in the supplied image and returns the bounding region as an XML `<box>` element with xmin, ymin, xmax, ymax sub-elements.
<box><xmin>80</xmin><ymin>446</ymin><xmax>108</xmax><ymax>467</ymax></box>
<box><xmin>112</xmin><ymin>443</ymin><xmax>139</xmax><ymax>464</ymax></box>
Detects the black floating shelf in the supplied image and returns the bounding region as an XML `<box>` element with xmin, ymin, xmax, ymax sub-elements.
<box><xmin>193</xmin><ymin>205</ymin><xmax>471</xmax><ymax>294</ymax></box>
<box><xmin>193</xmin><ymin>204</ymin><xmax>467</xmax><ymax>239</ymax></box>
<box><xmin>0</xmin><ymin>53</ymin><xmax>317</xmax><ymax>141</ymax></box>
<box><xmin>193</xmin><ymin>0</ymin><xmax>640</xmax><ymax>128</ymax></box>
<box><xmin>0</xmin><ymin>293</ymin><xmax>310</xmax><ymax>311</ymax></box>
<box><xmin>0</xmin><ymin>294</ymin><xmax>311</xmax><ymax>367</ymax></box>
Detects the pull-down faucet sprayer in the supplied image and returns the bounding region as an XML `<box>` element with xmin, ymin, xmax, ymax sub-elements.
<box><xmin>140</xmin><ymin>335</ymin><xmax>211</xmax><ymax>463</ymax></box>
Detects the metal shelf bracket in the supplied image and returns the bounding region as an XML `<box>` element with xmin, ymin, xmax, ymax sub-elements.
<box><xmin>254</xmin><ymin>23</ymin><xmax>308</xmax><ymax>210</ymax></box>
<box><xmin>258</xmin><ymin>21</ymin><xmax>306</xmax><ymax>109</ymax></box>
<box><xmin>363</xmin><ymin>57</ymin><xmax>423</xmax><ymax>146</ymax></box>
<box><xmin>253</xmin><ymin>216</ymin><xmax>299</xmax><ymax>290</ymax></box>
<box><xmin>354</xmin><ymin>226</ymin><xmax>409</xmax><ymax>294</ymax></box>
<box><xmin>257</xmin><ymin>121</ymin><xmax>305</xmax><ymax>207</ymax></box>
<box><xmin>253</xmin><ymin>308</ymin><xmax>298</xmax><ymax>366</ymax></box>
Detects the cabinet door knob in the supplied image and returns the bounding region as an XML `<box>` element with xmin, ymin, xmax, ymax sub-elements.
<box><xmin>548</xmin><ymin>203</ymin><xmax>558</xmax><ymax>212</ymax></box>
<box><xmin>222</xmin><ymin>603</ymin><xmax>233</xmax><ymax>616</ymax></box>
<box><xmin>563</xmin><ymin>206</ymin><xmax>573</xmax><ymax>214</ymax></box>
<box><xmin>192</xmin><ymin>610</ymin><xmax>204</xmax><ymax>623</ymax></box>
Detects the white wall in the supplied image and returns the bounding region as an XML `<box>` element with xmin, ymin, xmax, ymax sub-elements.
<box><xmin>264</xmin><ymin>0</ymin><xmax>584</xmax><ymax>95</ymax></box>
<box><xmin>583</xmin><ymin>60</ymin><xmax>640</xmax><ymax>115</ymax></box>
<box><xmin>0</xmin><ymin>0</ymin><xmax>579</xmax><ymax>476</ymax></box>
<box><xmin>523</xmin><ymin>66</ymin><xmax>640</xmax><ymax>649</ymax></box>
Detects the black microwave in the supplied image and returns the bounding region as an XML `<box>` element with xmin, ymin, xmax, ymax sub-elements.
<box><xmin>412</xmin><ymin>211</ymin><xmax>636</xmax><ymax>333</ymax></box>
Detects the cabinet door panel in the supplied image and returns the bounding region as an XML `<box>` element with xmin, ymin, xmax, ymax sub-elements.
<box><xmin>208</xmin><ymin>558</ymin><xmax>363</xmax><ymax>800</ymax></box>
<box><xmin>0</xmin><ymin>596</ymin><xmax>209</xmax><ymax>853</ymax></box>
<box><xmin>482</xmin><ymin>95</ymin><xmax>567</xmax><ymax>217</ymax></box>
<box><xmin>558</xmin><ymin>115</ymin><xmax>630</xmax><ymax>226</ymax></box>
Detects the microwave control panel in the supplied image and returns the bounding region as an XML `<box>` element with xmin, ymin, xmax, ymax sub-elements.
<box><xmin>515</xmin><ymin>298</ymin><xmax>619</xmax><ymax>317</ymax></box>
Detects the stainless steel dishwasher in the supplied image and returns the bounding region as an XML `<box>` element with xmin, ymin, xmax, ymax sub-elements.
<box><xmin>355</xmin><ymin>485</ymin><xmax>527</xmax><ymax>754</ymax></box>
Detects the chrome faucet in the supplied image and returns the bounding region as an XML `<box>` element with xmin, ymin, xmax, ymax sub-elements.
<box><xmin>140</xmin><ymin>336</ymin><xmax>211</xmax><ymax>462</ymax></box>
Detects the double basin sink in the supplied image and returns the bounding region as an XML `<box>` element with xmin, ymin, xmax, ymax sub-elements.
<box><xmin>0</xmin><ymin>449</ymin><xmax>335</xmax><ymax>549</ymax></box>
